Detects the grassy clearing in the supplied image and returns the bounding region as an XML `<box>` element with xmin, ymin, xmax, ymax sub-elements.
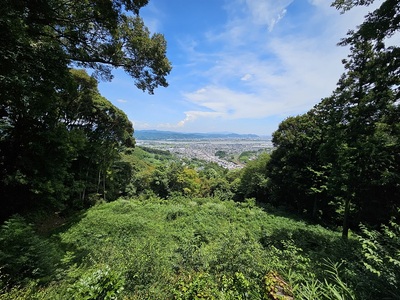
<box><xmin>0</xmin><ymin>197</ymin><xmax>365</xmax><ymax>299</ymax></box>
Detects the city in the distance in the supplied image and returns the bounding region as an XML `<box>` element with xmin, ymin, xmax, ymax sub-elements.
<box><xmin>135</xmin><ymin>130</ymin><xmax>274</xmax><ymax>169</ymax></box>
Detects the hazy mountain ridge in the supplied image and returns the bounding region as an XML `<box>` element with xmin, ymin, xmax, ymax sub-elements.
<box><xmin>134</xmin><ymin>130</ymin><xmax>260</xmax><ymax>140</ymax></box>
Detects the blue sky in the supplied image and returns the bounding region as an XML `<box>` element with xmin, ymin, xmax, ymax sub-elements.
<box><xmin>97</xmin><ymin>0</ymin><xmax>380</xmax><ymax>135</ymax></box>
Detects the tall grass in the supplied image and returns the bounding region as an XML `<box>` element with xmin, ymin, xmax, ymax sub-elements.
<box><xmin>0</xmin><ymin>196</ymin><xmax>384</xmax><ymax>299</ymax></box>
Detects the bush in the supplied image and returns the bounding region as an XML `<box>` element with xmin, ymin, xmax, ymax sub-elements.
<box><xmin>0</xmin><ymin>215</ymin><xmax>59</xmax><ymax>286</ymax></box>
<box><xmin>68</xmin><ymin>265</ymin><xmax>124</xmax><ymax>300</ymax></box>
<box><xmin>1</xmin><ymin>198</ymin><xmax>366</xmax><ymax>298</ymax></box>
<box><xmin>221</xmin><ymin>272</ymin><xmax>261</xmax><ymax>299</ymax></box>
<box><xmin>357</xmin><ymin>219</ymin><xmax>400</xmax><ymax>298</ymax></box>
<box><xmin>173</xmin><ymin>272</ymin><xmax>219</xmax><ymax>300</ymax></box>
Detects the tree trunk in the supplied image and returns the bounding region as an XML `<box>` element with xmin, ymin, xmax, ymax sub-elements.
<box><xmin>97</xmin><ymin>169</ymin><xmax>101</xmax><ymax>194</ymax></box>
<box><xmin>312</xmin><ymin>197</ymin><xmax>318</xmax><ymax>219</ymax></box>
<box><xmin>342</xmin><ymin>198</ymin><xmax>350</xmax><ymax>240</ymax></box>
<box><xmin>103</xmin><ymin>172</ymin><xmax>106</xmax><ymax>201</ymax></box>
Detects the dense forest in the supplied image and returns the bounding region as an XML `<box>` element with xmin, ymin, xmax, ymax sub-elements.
<box><xmin>0</xmin><ymin>0</ymin><xmax>399</xmax><ymax>299</ymax></box>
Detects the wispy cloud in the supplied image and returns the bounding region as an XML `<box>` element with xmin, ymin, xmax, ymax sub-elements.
<box><xmin>241</xmin><ymin>74</ymin><xmax>252</xmax><ymax>81</ymax></box>
<box><xmin>178</xmin><ymin>111</ymin><xmax>224</xmax><ymax>127</ymax></box>
<box><xmin>168</xmin><ymin>0</ymin><xmax>379</xmax><ymax>132</ymax></box>
<box><xmin>107</xmin><ymin>0</ymin><xmax>383</xmax><ymax>135</ymax></box>
<box><xmin>140</xmin><ymin>1</ymin><xmax>165</xmax><ymax>34</ymax></box>
<box><xmin>183</xmin><ymin>86</ymin><xmax>284</xmax><ymax>119</ymax></box>
<box><xmin>244</xmin><ymin>0</ymin><xmax>294</xmax><ymax>31</ymax></box>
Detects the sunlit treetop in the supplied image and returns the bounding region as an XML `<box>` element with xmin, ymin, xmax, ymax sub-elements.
<box><xmin>2</xmin><ymin>0</ymin><xmax>172</xmax><ymax>94</ymax></box>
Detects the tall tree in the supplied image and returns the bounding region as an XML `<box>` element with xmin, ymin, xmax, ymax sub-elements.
<box><xmin>289</xmin><ymin>0</ymin><xmax>400</xmax><ymax>238</ymax></box>
<box><xmin>267</xmin><ymin>111</ymin><xmax>331</xmax><ymax>220</ymax></box>
<box><xmin>64</xmin><ymin>70</ymin><xmax>135</xmax><ymax>206</ymax></box>
<box><xmin>264</xmin><ymin>0</ymin><xmax>399</xmax><ymax>238</ymax></box>
<box><xmin>317</xmin><ymin>39</ymin><xmax>400</xmax><ymax>238</ymax></box>
<box><xmin>326</xmin><ymin>0</ymin><xmax>400</xmax><ymax>238</ymax></box>
<box><xmin>0</xmin><ymin>0</ymin><xmax>171</xmax><ymax>219</ymax></box>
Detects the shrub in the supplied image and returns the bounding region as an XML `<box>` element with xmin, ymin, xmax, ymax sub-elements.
<box><xmin>68</xmin><ymin>265</ymin><xmax>124</xmax><ymax>300</ymax></box>
<box><xmin>357</xmin><ymin>219</ymin><xmax>400</xmax><ymax>298</ymax></box>
<box><xmin>0</xmin><ymin>215</ymin><xmax>58</xmax><ymax>286</ymax></box>
<box><xmin>221</xmin><ymin>272</ymin><xmax>261</xmax><ymax>299</ymax></box>
<box><xmin>173</xmin><ymin>272</ymin><xmax>219</xmax><ymax>300</ymax></box>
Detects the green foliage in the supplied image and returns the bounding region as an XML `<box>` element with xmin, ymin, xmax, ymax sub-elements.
<box><xmin>1</xmin><ymin>0</ymin><xmax>171</xmax><ymax>92</ymax></box>
<box><xmin>64</xmin><ymin>70</ymin><xmax>136</xmax><ymax>206</ymax></box>
<box><xmin>122</xmin><ymin>148</ymin><xmax>234</xmax><ymax>199</ymax></box>
<box><xmin>267</xmin><ymin>112</ymin><xmax>331</xmax><ymax>221</ymax></box>
<box><xmin>4</xmin><ymin>197</ymin><xmax>397</xmax><ymax>299</ymax></box>
<box><xmin>68</xmin><ymin>265</ymin><xmax>124</xmax><ymax>300</ymax></box>
<box><xmin>173</xmin><ymin>272</ymin><xmax>219</xmax><ymax>300</ymax></box>
<box><xmin>221</xmin><ymin>272</ymin><xmax>259</xmax><ymax>299</ymax></box>
<box><xmin>0</xmin><ymin>215</ymin><xmax>59</xmax><ymax>286</ymax></box>
<box><xmin>0</xmin><ymin>0</ymin><xmax>171</xmax><ymax>219</ymax></box>
<box><xmin>265</xmin><ymin>0</ymin><xmax>400</xmax><ymax>239</ymax></box>
<box><xmin>237</xmin><ymin>153</ymin><xmax>270</xmax><ymax>201</ymax></box>
<box><xmin>0</xmin><ymin>68</ymin><xmax>136</xmax><ymax>216</ymax></box>
<box><xmin>293</xmin><ymin>260</ymin><xmax>355</xmax><ymax>300</ymax></box>
<box><xmin>238</xmin><ymin>150</ymin><xmax>259</xmax><ymax>163</ymax></box>
<box><xmin>321</xmin><ymin>260</ymin><xmax>356</xmax><ymax>300</ymax></box>
<box><xmin>55</xmin><ymin>198</ymin><xmax>354</xmax><ymax>298</ymax></box>
<box><xmin>0</xmin><ymin>281</ymin><xmax>41</xmax><ymax>300</ymax></box>
<box><xmin>357</xmin><ymin>218</ymin><xmax>400</xmax><ymax>298</ymax></box>
<box><xmin>3</xmin><ymin>0</ymin><xmax>399</xmax><ymax>298</ymax></box>
<box><xmin>139</xmin><ymin>146</ymin><xmax>171</xmax><ymax>156</ymax></box>
<box><xmin>215</xmin><ymin>150</ymin><xmax>227</xmax><ymax>159</ymax></box>
<box><xmin>173</xmin><ymin>271</ymin><xmax>259</xmax><ymax>300</ymax></box>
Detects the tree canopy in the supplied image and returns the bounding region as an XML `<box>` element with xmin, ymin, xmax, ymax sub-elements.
<box><xmin>0</xmin><ymin>0</ymin><xmax>171</xmax><ymax>93</ymax></box>
<box><xmin>0</xmin><ymin>0</ymin><xmax>171</xmax><ymax>219</ymax></box>
<box><xmin>266</xmin><ymin>0</ymin><xmax>400</xmax><ymax>238</ymax></box>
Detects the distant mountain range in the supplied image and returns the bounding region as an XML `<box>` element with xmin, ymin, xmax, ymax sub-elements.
<box><xmin>134</xmin><ymin>130</ymin><xmax>260</xmax><ymax>140</ymax></box>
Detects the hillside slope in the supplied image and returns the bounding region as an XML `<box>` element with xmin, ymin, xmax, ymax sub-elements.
<box><xmin>1</xmin><ymin>197</ymin><xmax>370</xmax><ymax>299</ymax></box>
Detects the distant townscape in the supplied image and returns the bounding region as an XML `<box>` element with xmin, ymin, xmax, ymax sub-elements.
<box><xmin>135</xmin><ymin>130</ymin><xmax>274</xmax><ymax>169</ymax></box>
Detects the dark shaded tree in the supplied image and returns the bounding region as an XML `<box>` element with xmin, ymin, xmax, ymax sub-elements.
<box><xmin>237</xmin><ymin>153</ymin><xmax>270</xmax><ymax>201</ymax></box>
<box><xmin>267</xmin><ymin>0</ymin><xmax>400</xmax><ymax>238</ymax></box>
<box><xmin>316</xmin><ymin>37</ymin><xmax>400</xmax><ymax>238</ymax></box>
<box><xmin>63</xmin><ymin>70</ymin><xmax>135</xmax><ymax>206</ymax></box>
<box><xmin>319</xmin><ymin>0</ymin><xmax>400</xmax><ymax>237</ymax></box>
<box><xmin>267</xmin><ymin>111</ymin><xmax>332</xmax><ymax>220</ymax></box>
<box><xmin>0</xmin><ymin>0</ymin><xmax>171</xmax><ymax>219</ymax></box>
<box><xmin>0</xmin><ymin>0</ymin><xmax>171</xmax><ymax>92</ymax></box>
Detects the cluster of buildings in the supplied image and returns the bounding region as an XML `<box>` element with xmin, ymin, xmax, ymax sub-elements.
<box><xmin>137</xmin><ymin>139</ymin><xmax>273</xmax><ymax>170</ymax></box>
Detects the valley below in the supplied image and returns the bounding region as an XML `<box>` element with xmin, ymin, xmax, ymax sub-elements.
<box><xmin>136</xmin><ymin>138</ymin><xmax>274</xmax><ymax>169</ymax></box>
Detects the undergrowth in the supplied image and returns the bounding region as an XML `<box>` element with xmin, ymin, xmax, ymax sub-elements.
<box><xmin>0</xmin><ymin>197</ymin><xmax>396</xmax><ymax>299</ymax></box>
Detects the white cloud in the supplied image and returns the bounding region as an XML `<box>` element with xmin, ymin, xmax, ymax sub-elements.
<box><xmin>178</xmin><ymin>111</ymin><xmax>225</xmax><ymax>127</ymax></box>
<box><xmin>177</xmin><ymin>112</ymin><xmax>196</xmax><ymax>127</ymax></box>
<box><xmin>132</xmin><ymin>121</ymin><xmax>151</xmax><ymax>129</ymax></box>
<box><xmin>207</xmin><ymin>0</ymin><xmax>295</xmax><ymax>47</ymax></box>
<box><xmin>183</xmin><ymin>86</ymin><xmax>288</xmax><ymax>119</ymax></box>
<box><xmin>244</xmin><ymin>0</ymin><xmax>294</xmax><ymax>31</ymax></box>
<box><xmin>241</xmin><ymin>74</ymin><xmax>252</xmax><ymax>81</ymax></box>
<box><xmin>170</xmin><ymin>0</ymin><xmax>383</xmax><ymax>132</ymax></box>
<box><xmin>132</xmin><ymin>0</ymin><xmax>385</xmax><ymax>134</ymax></box>
<box><xmin>117</xmin><ymin>99</ymin><xmax>128</xmax><ymax>103</ymax></box>
<box><xmin>141</xmin><ymin>2</ymin><xmax>165</xmax><ymax>34</ymax></box>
